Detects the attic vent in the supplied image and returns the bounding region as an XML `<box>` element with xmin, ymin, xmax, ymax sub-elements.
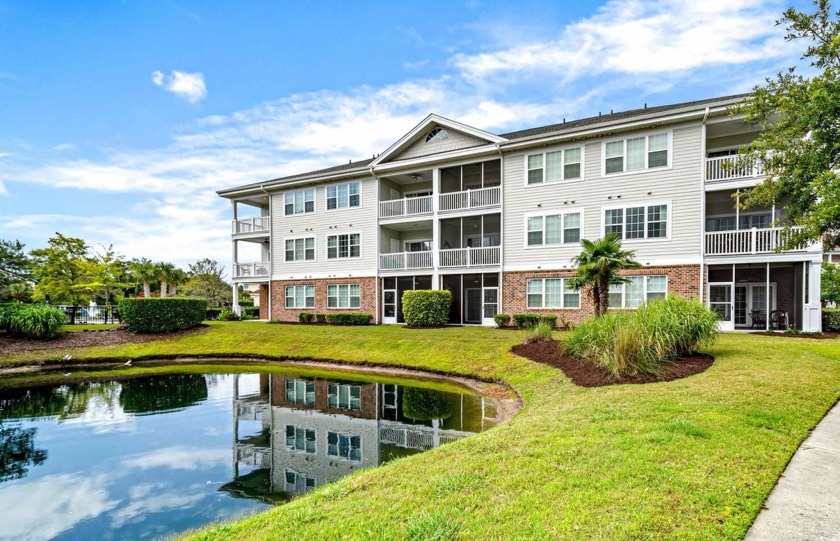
<box><xmin>425</xmin><ymin>127</ymin><xmax>450</xmax><ymax>144</ymax></box>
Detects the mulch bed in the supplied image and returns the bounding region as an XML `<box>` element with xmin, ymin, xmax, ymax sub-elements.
<box><xmin>511</xmin><ymin>339</ymin><xmax>714</xmax><ymax>388</ymax></box>
<box><xmin>0</xmin><ymin>325</ymin><xmax>208</xmax><ymax>355</ymax></box>
<box><xmin>749</xmin><ymin>331</ymin><xmax>840</xmax><ymax>340</ymax></box>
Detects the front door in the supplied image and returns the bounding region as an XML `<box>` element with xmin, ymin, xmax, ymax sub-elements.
<box><xmin>708</xmin><ymin>283</ymin><xmax>734</xmax><ymax>331</ymax></box>
<box><xmin>482</xmin><ymin>287</ymin><xmax>498</xmax><ymax>326</ymax></box>
<box><xmin>383</xmin><ymin>287</ymin><xmax>397</xmax><ymax>324</ymax></box>
<box><xmin>465</xmin><ymin>288</ymin><xmax>482</xmax><ymax>324</ymax></box>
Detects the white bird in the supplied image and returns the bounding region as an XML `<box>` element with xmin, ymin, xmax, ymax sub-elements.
<box><xmin>62</xmin><ymin>354</ymin><xmax>72</xmax><ymax>361</ymax></box>
<box><xmin>121</xmin><ymin>360</ymin><xmax>132</xmax><ymax>367</ymax></box>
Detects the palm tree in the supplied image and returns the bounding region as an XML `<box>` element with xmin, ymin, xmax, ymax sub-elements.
<box><xmin>167</xmin><ymin>268</ymin><xmax>188</xmax><ymax>296</ymax></box>
<box><xmin>129</xmin><ymin>258</ymin><xmax>158</xmax><ymax>298</ymax></box>
<box><xmin>155</xmin><ymin>262</ymin><xmax>176</xmax><ymax>298</ymax></box>
<box><xmin>569</xmin><ymin>233</ymin><xmax>642</xmax><ymax>317</ymax></box>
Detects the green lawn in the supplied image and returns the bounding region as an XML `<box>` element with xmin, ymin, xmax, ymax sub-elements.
<box><xmin>2</xmin><ymin>322</ymin><xmax>839</xmax><ymax>540</ymax></box>
<box><xmin>61</xmin><ymin>323</ymin><xmax>121</xmax><ymax>332</ymax></box>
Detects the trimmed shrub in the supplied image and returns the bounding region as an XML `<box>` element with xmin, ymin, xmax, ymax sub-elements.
<box><xmin>523</xmin><ymin>321</ymin><xmax>555</xmax><ymax>344</ymax></box>
<box><xmin>315</xmin><ymin>313</ymin><xmax>327</xmax><ymax>323</ymax></box>
<box><xmin>493</xmin><ymin>313</ymin><xmax>511</xmax><ymax>328</ymax></box>
<box><xmin>563</xmin><ymin>295</ymin><xmax>718</xmax><ymax>377</ymax></box>
<box><xmin>402</xmin><ymin>388</ymin><xmax>452</xmax><ymax>420</ymax></box>
<box><xmin>513</xmin><ymin>313</ymin><xmax>541</xmax><ymax>329</ymax></box>
<box><xmin>119</xmin><ymin>298</ymin><xmax>207</xmax><ymax>334</ymax></box>
<box><xmin>217</xmin><ymin>308</ymin><xmax>240</xmax><ymax>321</ymax></box>
<box><xmin>205</xmin><ymin>308</ymin><xmax>222</xmax><ymax>321</ymax></box>
<box><xmin>6</xmin><ymin>304</ymin><xmax>66</xmax><ymax>339</ymax></box>
<box><xmin>242</xmin><ymin>307</ymin><xmax>260</xmax><ymax>318</ymax></box>
<box><xmin>299</xmin><ymin>312</ymin><xmax>314</xmax><ymax>324</ymax></box>
<box><xmin>402</xmin><ymin>290</ymin><xmax>452</xmax><ymax>327</ymax></box>
<box><xmin>823</xmin><ymin>308</ymin><xmax>840</xmax><ymax>331</ymax></box>
<box><xmin>325</xmin><ymin>312</ymin><xmax>373</xmax><ymax>325</ymax></box>
<box><xmin>539</xmin><ymin>315</ymin><xmax>558</xmax><ymax>329</ymax></box>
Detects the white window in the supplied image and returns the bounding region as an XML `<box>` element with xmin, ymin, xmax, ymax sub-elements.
<box><xmin>326</xmin><ymin>182</ymin><xmax>361</xmax><ymax>210</ymax></box>
<box><xmin>327</xmin><ymin>233</ymin><xmax>361</xmax><ymax>259</ymax></box>
<box><xmin>285</xmin><ymin>379</ymin><xmax>315</xmax><ymax>405</ymax></box>
<box><xmin>328</xmin><ymin>383</ymin><xmax>361</xmax><ymax>410</ymax></box>
<box><xmin>526</xmin><ymin>212</ymin><xmax>582</xmax><ymax>246</ymax></box>
<box><xmin>327</xmin><ymin>284</ymin><xmax>361</xmax><ymax>308</ymax></box>
<box><xmin>526</xmin><ymin>147</ymin><xmax>583</xmax><ymax>184</ymax></box>
<box><xmin>285</xmin><ymin>425</ymin><xmax>316</xmax><ymax>454</ymax></box>
<box><xmin>327</xmin><ymin>432</ymin><xmax>362</xmax><ymax>462</ymax></box>
<box><xmin>526</xmin><ymin>278</ymin><xmax>580</xmax><ymax>309</ymax></box>
<box><xmin>285</xmin><ymin>285</ymin><xmax>314</xmax><ymax>309</ymax></box>
<box><xmin>284</xmin><ymin>468</ymin><xmax>316</xmax><ymax>493</ymax></box>
<box><xmin>405</xmin><ymin>240</ymin><xmax>432</xmax><ymax>252</ymax></box>
<box><xmin>285</xmin><ymin>237</ymin><xmax>315</xmax><ymax>261</ymax></box>
<box><xmin>284</xmin><ymin>188</ymin><xmax>315</xmax><ymax>215</ymax></box>
<box><xmin>604</xmin><ymin>204</ymin><xmax>669</xmax><ymax>240</ymax></box>
<box><xmin>425</xmin><ymin>127</ymin><xmax>449</xmax><ymax>143</ymax></box>
<box><xmin>608</xmin><ymin>275</ymin><xmax>668</xmax><ymax>309</ymax></box>
<box><xmin>604</xmin><ymin>133</ymin><xmax>670</xmax><ymax>174</ymax></box>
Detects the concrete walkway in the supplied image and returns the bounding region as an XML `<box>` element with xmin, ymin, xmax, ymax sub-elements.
<box><xmin>745</xmin><ymin>401</ymin><xmax>840</xmax><ymax>541</ymax></box>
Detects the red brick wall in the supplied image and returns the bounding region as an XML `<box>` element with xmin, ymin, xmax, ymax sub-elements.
<box><xmin>258</xmin><ymin>284</ymin><xmax>269</xmax><ymax>320</ymax></box>
<box><xmin>269</xmin><ymin>276</ymin><xmax>377</xmax><ymax>322</ymax></box>
<box><xmin>502</xmin><ymin>265</ymin><xmax>701</xmax><ymax>326</ymax></box>
<box><xmin>270</xmin><ymin>375</ymin><xmax>378</xmax><ymax>419</ymax></box>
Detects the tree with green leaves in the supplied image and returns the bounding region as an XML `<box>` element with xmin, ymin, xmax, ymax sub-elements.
<box><xmin>167</xmin><ymin>268</ymin><xmax>188</xmax><ymax>296</ymax></box>
<box><xmin>129</xmin><ymin>258</ymin><xmax>158</xmax><ymax>298</ymax></box>
<box><xmin>29</xmin><ymin>233</ymin><xmax>89</xmax><ymax>305</ymax></box>
<box><xmin>822</xmin><ymin>261</ymin><xmax>840</xmax><ymax>305</ymax></box>
<box><xmin>73</xmin><ymin>245</ymin><xmax>132</xmax><ymax>311</ymax></box>
<box><xmin>0</xmin><ymin>239</ymin><xmax>31</xmax><ymax>289</ymax></box>
<box><xmin>569</xmin><ymin>233</ymin><xmax>642</xmax><ymax>317</ymax></box>
<box><xmin>155</xmin><ymin>262</ymin><xmax>176</xmax><ymax>298</ymax></box>
<box><xmin>182</xmin><ymin>258</ymin><xmax>232</xmax><ymax>307</ymax></box>
<box><xmin>733</xmin><ymin>0</ymin><xmax>840</xmax><ymax>249</ymax></box>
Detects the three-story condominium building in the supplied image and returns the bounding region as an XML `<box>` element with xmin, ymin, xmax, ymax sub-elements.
<box><xmin>218</xmin><ymin>94</ymin><xmax>824</xmax><ymax>331</ymax></box>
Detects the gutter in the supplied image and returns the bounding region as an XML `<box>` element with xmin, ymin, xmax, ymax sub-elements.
<box><xmin>699</xmin><ymin>107</ymin><xmax>710</xmax><ymax>305</ymax></box>
<box><xmin>260</xmin><ymin>185</ymin><xmax>273</xmax><ymax>321</ymax></box>
<box><xmin>369</xmin><ymin>166</ymin><xmax>382</xmax><ymax>325</ymax></box>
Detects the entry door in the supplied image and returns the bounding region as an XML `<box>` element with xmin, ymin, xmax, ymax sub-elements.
<box><xmin>734</xmin><ymin>286</ymin><xmax>748</xmax><ymax>326</ymax></box>
<box><xmin>708</xmin><ymin>283</ymin><xmax>734</xmax><ymax>331</ymax></box>
<box><xmin>465</xmin><ymin>289</ymin><xmax>482</xmax><ymax>324</ymax></box>
<box><xmin>383</xmin><ymin>287</ymin><xmax>397</xmax><ymax>324</ymax></box>
<box><xmin>482</xmin><ymin>287</ymin><xmax>498</xmax><ymax>326</ymax></box>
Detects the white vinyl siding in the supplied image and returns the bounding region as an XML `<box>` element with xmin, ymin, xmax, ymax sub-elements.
<box><xmin>526</xmin><ymin>211</ymin><xmax>582</xmax><ymax>246</ymax></box>
<box><xmin>603</xmin><ymin>132</ymin><xmax>671</xmax><ymax>175</ymax></box>
<box><xmin>526</xmin><ymin>278</ymin><xmax>580</xmax><ymax>309</ymax></box>
<box><xmin>326</xmin><ymin>182</ymin><xmax>361</xmax><ymax>210</ymax></box>
<box><xmin>284</xmin><ymin>188</ymin><xmax>315</xmax><ymax>215</ymax></box>
<box><xmin>327</xmin><ymin>284</ymin><xmax>361</xmax><ymax>308</ymax></box>
<box><xmin>608</xmin><ymin>275</ymin><xmax>668</xmax><ymax>308</ymax></box>
<box><xmin>285</xmin><ymin>285</ymin><xmax>314</xmax><ymax>309</ymax></box>
<box><xmin>603</xmin><ymin>203</ymin><xmax>669</xmax><ymax>240</ymax></box>
<box><xmin>284</xmin><ymin>237</ymin><xmax>315</xmax><ymax>261</ymax></box>
<box><xmin>327</xmin><ymin>233</ymin><xmax>361</xmax><ymax>259</ymax></box>
<box><xmin>526</xmin><ymin>146</ymin><xmax>583</xmax><ymax>184</ymax></box>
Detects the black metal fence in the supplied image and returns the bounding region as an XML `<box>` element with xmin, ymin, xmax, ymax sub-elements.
<box><xmin>58</xmin><ymin>305</ymin><xmax>121</xmax><ymax>325</ymax></box>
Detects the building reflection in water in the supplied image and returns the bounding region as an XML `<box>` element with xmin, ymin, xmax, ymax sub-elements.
<box><xmin>222</xmin><ymin>374</ymin><xmax>498</xmax><ymax>503</ymax></box>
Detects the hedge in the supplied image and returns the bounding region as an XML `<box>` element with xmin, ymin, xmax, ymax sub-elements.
<box><xmin>315</xmin><ymin>313</ymin><xmax>327</xmax><ymax>323</ymax></box>
<box><xmin>325</xmin><ymin>312</ymin><xmax>372</xmax><ymax>325</ymax></box>
<box><xmin>299</xmin><ymin>312</ymin><xmax>314</xmax><ymax>324</ymax></box>
<box><xmin>539</xmin><ymin>315</ymin><xmax>558</xmax><ymax>328</ymax></box>
<box><xmin>119</xmin><ymin>298</ymin><xmax>207</xmax><ymax>333</ymax></box>
<box><xmin>402</xmin><ymin>290</ymin><xmax>452</xmax><ymax>327</ymax></box>
<box><xmin>493</xmin><ymin>313</ymin><xmax>511</xmax><ymax>328</ymax></box>
<box><xmin>242</xmin><ymin>307</ymin><xmax>260</xmax><ymax>318</ymax></box>
<box><xmin>513</xmin><ymin>313</ymin><xmax>541</xmax><ymax>329</ymax></box>
<box><xmin>1</xmin><ymin>303</ymin><xmax>66</xmax><ymax>339</ymax></box>
<box><xmin>823</xmin><ymin>308</ymin><xmax>840</xmax><ymax>331</ymax></box>
<box><xmin>205</xmin><ymin>308</ymin><xmax>222</xmax><ymax>321</ymax></box>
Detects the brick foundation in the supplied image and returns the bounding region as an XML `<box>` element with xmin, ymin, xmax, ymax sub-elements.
<box><xmin>258</xmin><ymin>284</ymin><xmax>269</xmax><ymax>320</ymax></box>
<box><xmin>502</xmin><ymin>264</ymin><xmax>701</xmax><ymax>326</ymax></box>
<box><xmin>270</xmin><ymin>276</ymin><xmax>378</xmax><ymax>322</ymax></box>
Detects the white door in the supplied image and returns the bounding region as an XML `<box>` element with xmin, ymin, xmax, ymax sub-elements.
<box><xmin>482</xmin><ymin>287</ymin><xmax>498</xmax><ymax>326</ymax></box>
<box><xmin>383</xmin><ymin>287</ymin><xmax>397</xmax><ymax>324</ymax></box>
<box><xmin>708</xmin><ymin>283</ymin><xmax>734</xmax><ymax>331</ymax></box>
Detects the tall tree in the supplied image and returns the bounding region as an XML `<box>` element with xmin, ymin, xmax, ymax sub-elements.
<box><xmin>822</xmin><ymin>261</ymin><xmax>840</xmax><ymax>305</ymax></box>
<box><xmin>29</xmin><ymin>234</ymin><xmax>89</xmax><ymax>305</ymax></box>
<box><xmin>0</xmin><ymin>239</ymin><xmax>31</xmax><ymax>289</ymax></box>
<box><xmin>569</xmin><ymin>233</ymin><xmax>642</xmax><ymax>317</ymax></box>
<box><xmin>167</xmin><ymin>268</ymin><xmax>188</xmax><ymax>296</ymax></box>
<box><xmin>73</xmin><ymin>245</ymin><xmax>132</xmax><ymax>310</ymax></box>
<box><xmin>182</xmin><ymin>258</ymin><xmax>232</xmax><ymax>307</ymax></box>
<box><xmin>733</xmin><ymin>0</ymin><xmax>840</xmax><ymax>249</ymax></box>
<box><xmin>155</xmin><ymin>262</ymin><xmax>176</xmax><ymax>298</ymax></box>
<box><xmin>129</xmin><ymin>258</ymin><xmax>158</xmax><ymax>298</ymax></box>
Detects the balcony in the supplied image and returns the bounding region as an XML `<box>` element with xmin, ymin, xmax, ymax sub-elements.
<box><xmin>379</xmin><ymin>195</ymin><xmax>433</xmax><ymax>220</ymax></box>
<box><xmin>705</xmin><ymin>227</ymin><xmax>807</xmax><ymax>256</ymax></box>
<box><xmin>440</xmin><ymin>246</ymin><xmax>501</xmax><ymax>268</ymax></box>
<box><xmin>233</xmin><ymin>262</ymin><xmax>270</xmax><ymax>280</ymax></box>
<box><xmin>379</xmin><ymin>251</ymin><xmax>433</xmax><ymax>271</ymax></box>
<box><xmin>232</xmin><ymin>216</ymin><xmax>270</xmax><ymax>236</ymax></box>
<box><xmin>439</xmin><ymin>186</ymin><xmax>500</xmax><ymax>213</ymax></box>
<box><xmin>705</xmin><ymin>155</ymin><xmax>764</xmax><ymax>183</ymax></box>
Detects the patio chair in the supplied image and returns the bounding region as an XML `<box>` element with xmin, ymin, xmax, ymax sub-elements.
<box><xmin>749</xmin><ymin>310</ymin><xmax>766</xmax><ymax>329</ymax></box>
<box><xmin>770</xmin><ymin>310</ymin><xmax>789</xmax><ymax>331</ymax></box>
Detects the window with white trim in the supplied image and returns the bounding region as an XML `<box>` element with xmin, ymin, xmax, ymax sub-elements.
<box><xmin>285</xmin><ymin>285</ymin><xmax>314</xmax><ymax>309</ymax></box>
<box><xmin>604</xmin><ymin>133</ymin><xmax>669</xmax><ymax>174</ymax></box>
<box><xmin>327</xmin><ymin>432</ymin><xmax>362</xmax><ymax>462</ymax></box>
<box><xmin>285</xmin><ymin>237</ymin><xmax>315</xmax><ymax>261</ymax></box>
<box><xmin>285</xmin><ymin>425</ymin><xmax>316</xmax><ymax>454</ymax></box>
<box><xmin>526</xmin><ymin>278</ymin><xmax>580</xmax><ymax>309</ymax></box>
<box><xmin>608</xmin><ymin>275</ymin><xmax>668</xmax><ymax>308</ymax></box>
<box><xmin>285</xmin><ymin>379</ymin><xmax>315</xmax><ymax>405</ymax></box>
<box><xmin>327</xmin><ymin>233</ymin><xmax>361</xmax><ymax>259</ymax></box>
<box><xmin>327</xmin><ymin>284</ymin><xmax>361</xmax><ymax>308</ymax></box>
<box><xmin>604</xmin><ymin>204</ymin><xmax>668</xmax><ymax>240</ymax></box>
<box><xmin>527</xmin><ymin>212</ymin><xmax>581</xmax><ymax>246</ymax></box>
<box><xmin>326</xmin><ymin>182</ymin><xmax>361</xmax><ymax>210</ymax></box>
<box><xmin>284</xmin><ymin>188</ymin><xmax>315</xmax><ymax>215</ymax></box>
<box><xmin>526</xmin><ymin>147</ymin><xmax>582</xmax><ymax>184</ymax></box>
<box><xmin>328</xmin><ymin>383</ymin><xmax>361</xmax><ymax>410</ymax></box>
<box><xmin>284</xmin><ymin>468</ymin><xmax>316</xmax><ymax>493</ymax></box>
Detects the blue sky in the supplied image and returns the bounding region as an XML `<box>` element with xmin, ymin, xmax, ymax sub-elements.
<box><xmin>0</xmin><ymin>0</ymin><xmax>807</xmax><ymax>269</ymax></box>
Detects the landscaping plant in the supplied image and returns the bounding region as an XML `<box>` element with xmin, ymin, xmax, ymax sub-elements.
<box><xmin>324</xmin><ymin>312</ymin><xmax>372</xmax><ymax>325</ymax></box>
<box><xmin>6</xmin><ymin>304</ymin><xmax>66</xmax><ymax>339</ymax></box>
<box><xmin>118</xmin><ymin>297</ymin><xmax>207</xmax><ymax>333</ymax></box>
<box><xmin>523</xmin><ymin>321</ymin><xmax>555</xmax><ymax>344</ymax></box>
<box><xmin>402</xmin><ymin>290</ymin><xmax>451</xmax><ymax>327</ymax></box>
<box><xmin>217</xmin><ymin>308</ymin><xmax>240</xmax><ymax>321</ymax></box>
<box><xmin>568</xmin><ymin>233</ymin><xmax>641</xmax><ymax>317</ymax></box>
<box><xmin>493</xmin><ymin>313</ymin><xmax>511</xmax><ymax>328</ymax></box>
<box><xmin>512</xmin><ymin>313</ymin><xmax>540</xmax><ymax>329</ymax></box>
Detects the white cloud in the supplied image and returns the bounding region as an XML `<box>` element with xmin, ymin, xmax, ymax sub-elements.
<box><xmin>122</xmin><ymin>446</ymin><xmax>229</xmax><ymax>471</ymax></box>
<box><xmin>110</xmin><ymin>486</ymin><xmax>206</xmax><ymax>528</ymax></box>
<box><xmin>52</xmin><ymin>143</ymin><xmax>75</xmax><ymax>151</ymax></box>
<box><xmin>152</xmin><ymin>69</ymin><xmax>207</xmax><ymax>103</ymax></box>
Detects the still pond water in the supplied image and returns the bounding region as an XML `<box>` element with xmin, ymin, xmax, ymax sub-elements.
<box><xmin>0</xmin><ymin>367</ymin><xmax>499</xmax><ymax>540</ymax></box>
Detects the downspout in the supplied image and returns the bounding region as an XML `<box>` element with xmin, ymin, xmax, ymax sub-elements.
<box><xmin>369</xmin><ymin>167</ymin><xmax>381</xmax><ymax>325</ymax></box>
<box><xmin>260</xmin><ymin>185</ymin><xmax>272</xmax><ymax>321</ymax></box>
<box><xmin>700</xmin><ymin>107</ymin><xmax>710</xmax><ymax>305</ymax></box>
<box><xmin>495</xmin><ymin>143</ymin><xmax>504</xmax><ymax>319</ymax></box>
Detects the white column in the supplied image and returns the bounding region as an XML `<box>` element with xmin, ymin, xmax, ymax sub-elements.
<box><xmin>231</xmin><ymin>239</ymin><xmax>239</xmax><ymax>314</ymax></box>
<box><xmin>233</xmin><ymin>283</ymin><xmax>241</xmax><ymax>315</ymax></box>
<box><xmin>432</xmin><ymin>167</ymin><xmax>441</xmax><ymax>290</ymax></box>
<box><xmin>766</xmin><ymin>262</ymin><xmax>770</xmax><ymax>331</ymax></box>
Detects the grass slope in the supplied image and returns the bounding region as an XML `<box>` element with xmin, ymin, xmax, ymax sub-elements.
<box><xmin>2</xmin><ymin>322</ymin><xmax>839</xmax><ymax>540</ymax></box>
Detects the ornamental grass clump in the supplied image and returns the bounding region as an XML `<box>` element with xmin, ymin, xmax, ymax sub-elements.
<box><xmin>6</xmin><ymin>304</ymin><xmax>66</xmax><ymax>339</ymax></box>
<box><xmin>523</xmin><ymin>321</ymin><xmax>555</xmax><ymax>344</ymax></box>
<box><xmin>563</xmin><ymin>295</ymin><xmax>719</xmax><ymax>377</ymax></box>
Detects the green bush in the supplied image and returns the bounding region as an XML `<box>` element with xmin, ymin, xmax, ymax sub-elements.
<box><xmin>539</xmin><ymin>315</ymin><xmax>557</xmax><ymax>328</ymax></box>
<box><xmin>217</xmin><ymin>308</ymin><xmax>240</xmax><ymax>321</ymax></box>
<box><xmin>5</xmin><ymin>304</ymin><xmax>66</xmax><ymax>339</ymax></box>
<box><xmin>325</xmin><ymin>312</ymin><xmax>372</xmax><ymax>325</ymax></box>
<box><xmin>298</xmin><ymin>312</ymin><xmax>314</xmax><ymax>324</ymax></box>
<box><xmin>242</xmin><ymin>307</ymin><xmax>260</xmax><ymax>318</ymax></box>
<box><xmin>493</xmin><ymin>313</ymin><xmax>511</xmax><ymax>328</ymax></box>
<box><xmin>513</xmin><ymin>313</ymin><xmax>541</xmax><ymax>329</ymax></box>
<box><xmin>315</xmin><ymin>313</ymin><xmax>327</xmax><ymax>323</ymax></box>
<box><xmin>402</xmin><ymin>290</ymin><xmax>451</xmax><ymax>327</ymax></box>
<box><xmin>563</xmin><ymin>295</ymin><xmax>719</xmax><ymax>377</ymax></box>
<box><xmin>402</xmin><ymin>387</ymin><xmax>452</xmax><ymax>420</ymax></box>
<box><xmin>523</xmin><ymin>321</ymin><xmax>555</xmax><ymax>344</ymax></box>
<box><xmin>205</xmin><ymin>308</ymin><xmax>222</xmax><ymax>321</ymax></box>
<box><xmin>119</xmin><ymin>298</ymin><xmax>207</xmax><ymax>334</ymax></box>
<box><xmin>0</xmin><ymin>303</ymin><xmax>22</xmax><ymax>332</ymax></box>
<box><xmin>823</xmin><ymin>308</ymin><xmax>840</xmax><ymax>331</ymax></box>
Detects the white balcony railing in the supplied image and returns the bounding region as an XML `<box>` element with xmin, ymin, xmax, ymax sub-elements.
<box><xmin>379</xmin><ymin>195</ymin><xmax>433</xmax><ymax>219</ymax></box>
<box><xmin>379</xmin><ymin>251</ymin><xmax>433</xmax><ymax>271</ymax></box>
<box><xmin>704</xmin><ymin>227</ymin><xmax>807</xmax><ymax>255</ymax></box>
<box><xmin>233</xmin><ymin>262</ymin><xmax>270</xmax><ymax>279</ymax></box>
<box><xmin>705</xmin><ymin>156</ymin><xmax>764</xmax><ymax>183</ymax></box>
<box><xmin>232</xmin><ymin>216</ymin><xmax>270</xmax><ymax>235</ymax></box>
<box><xmin>439</xmin><ymin>246</ymin><xmax>501</xmax><ymax>268</ymax></box>
<box><xmin>439</xmin><ymin>186</ymin><xmax>501</xmax><ymax>212</ymax></box>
